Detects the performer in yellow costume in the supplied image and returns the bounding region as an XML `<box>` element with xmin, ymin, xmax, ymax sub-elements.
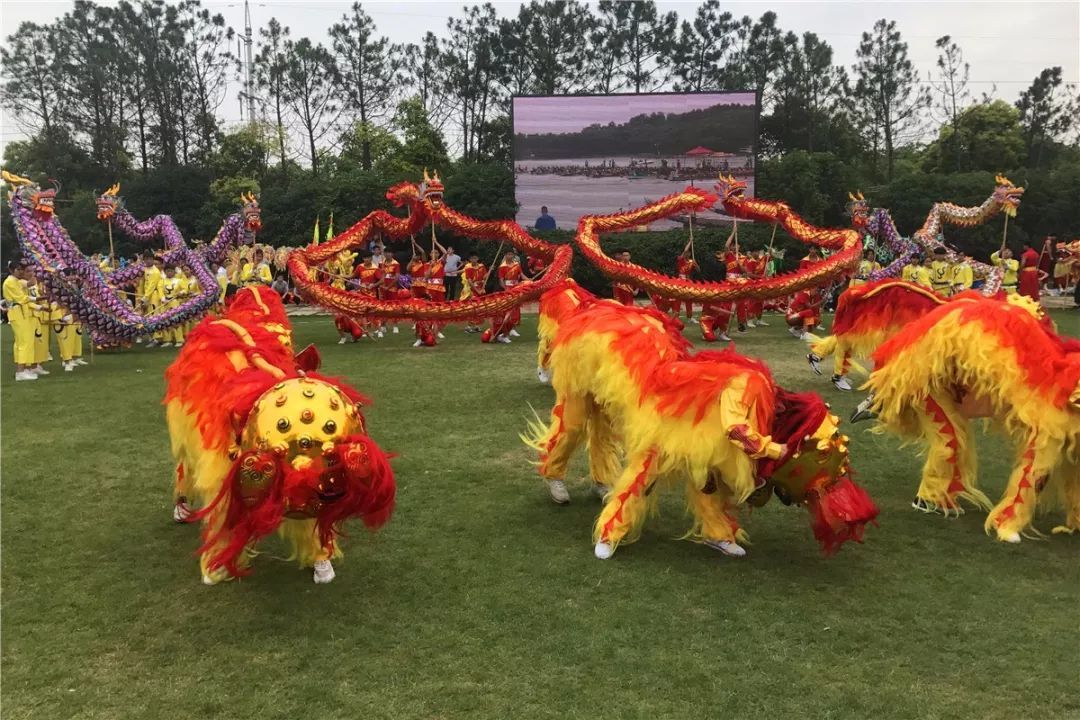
<box><xmin>142</xmin><ymin>256</ymin><xmax>166</xmax><ymax>346</ymax></box>
<box><xmin>851</xmin><ymin>250</ymin><xmax>880</xmax><ymax>288</ymax></box>
<box><xmin>240</xmin><ymin>248</ymin><xmax>274</xmax><ymax>286</ymax></box>
<box><xmin>54</xmin><ymin>301</ymin><xmax>85</xmax><ymax>371</ymax></box>
<box><xmin>951</xmin><ymin>257</ymin><xmax>974</xmax><ymax>295</ymax></box>
<box><xmin>160</xmin><ymin>264</ymin><xmax>188</xmax><ymax>347</ymax></box>
<box><xmin>902</xmin><ymin>256</ymin><xmax>933</xmax><ymax>289</ymax></box>
<box><xmin>991</xmin><ymin>248</ymin><xmax>1019</xmax><ymax>294</ymax></box>
<box><xmin>929</xmin><ymin>247</ymin><xmax>953</xmax><ymax>296</ymax></box>
<box><xmin>29</xmin><ymin>278</ymin><xmax>52</xmax><ymax>372</ymax></box>
<box><xmin>3</xmin><ymin>263</ymin><xmax>43</xmax><ymax>380</ymax></box>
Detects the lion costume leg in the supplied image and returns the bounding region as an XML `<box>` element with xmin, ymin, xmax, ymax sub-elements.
<box><xmin>986</xmin><ymin>433</ymin><xmax>1060</xmax><ymax>542</ymax></box>
<box><xmin>913</xmin><ymin>394</ymin><xmax>988</xmax><ymax>515</ymax></box>
<box><xmin>586</xmin><ymin>400</ymin><xmax>621</xmax><ymax>494</ymax></box>
<box><xmin>1051</xmin><ymin>457</ymin><xmax>1080</xmax><ymax>536</ymax></box>
<box><xmin>593</xmin><ymin>448</ymin><xmax>658</xmax><ymax>559</ymax></box>
<box><xmin>531</xmin><ymin>393</ymin><xmax>592</xmax><ymax>504</ymax></box>
<box><xmin>686</xmin><ymin>475</ymin><xmax>747</xmax><ymax>551</ymax></box>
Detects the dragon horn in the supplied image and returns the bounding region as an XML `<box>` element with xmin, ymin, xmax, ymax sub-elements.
<box><xmin>423</xmin><ymin>168</ymin><xmax>431</xmax><ymax>183</ymax></box>
<box><xmin>995</xmin><ymin>174</ymin><xmax>1012</xmax><ymax>186</ymax></box>
<box><xmin>848</xmin><ymin>192</ymin><xmax>856</xmax><ymax>201</ymax></box>
<box><xmin>432</xmin><ymin>169</ymin><xmax>440</xmax><ymax>182</ymax></box>
<box><xmin>2</xmin><ymin>170</ymin><xmax>32</xmax><ymax>187</ymax></box>
<box><xmin>857</xmin><ymin>191</ymin><xmax>864</xmax><ymax>201</ymax></box>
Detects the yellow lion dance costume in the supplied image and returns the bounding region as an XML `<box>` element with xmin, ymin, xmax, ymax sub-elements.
<box><xmin>855</xmin><ymin>293</ymin><xmax>1080</xmax><ymax>541</ymax></box>
<box><xmin>165</xmin><ymin>286</ymin><xmax>396</xmax><ymax>584</ymax></box>
<box><xmin>526</xmin><ymin>282</ymin><xmax>879</xmax><ymax>559</ymax></box>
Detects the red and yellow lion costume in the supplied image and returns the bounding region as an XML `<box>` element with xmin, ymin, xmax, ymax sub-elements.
<box><xmin>526</xmin><ymin>283</ymin><xmax>879</xmax><ymax>558</ymax></box>
<box><xmin>809</xmin><ymin>279</ymin><xmax>948</xmax><ymax>382</ymax></box>
<box><xmin>164</xmin><ymin>287</ymin><xmax>395</xmax><ymax>584</ymax></box>
<box><xmin>858</xmin><ymin>293</ymin><xmax>1080</xmax><ymax>541</ymax></box>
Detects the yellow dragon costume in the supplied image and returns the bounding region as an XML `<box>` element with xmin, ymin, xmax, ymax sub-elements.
<box><xmin>526</xmin><ymin>283</ymin><xmax>879</xmax><ymax>559</ymax></box>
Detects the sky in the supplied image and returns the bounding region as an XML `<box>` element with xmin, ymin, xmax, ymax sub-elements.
<box><xmin>513</xmin><ymin>92</ymin><xmax>756</xmax><ymax>134</ymax></box>
<box><xmin>1</xmin><ymin>0</ymin><xmax>1077</xmax><ymax>156</ymax></box>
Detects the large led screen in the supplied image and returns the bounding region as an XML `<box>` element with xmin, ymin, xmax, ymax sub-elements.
<box><xmin>513</xmin><ymin>92</ymin><xmax>758</xmax><ymax>231</ymax></box>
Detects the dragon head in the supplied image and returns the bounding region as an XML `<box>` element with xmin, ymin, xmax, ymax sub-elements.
<box><xmin>714</xmin><ymin>174</ymin><xmax>747</xmax><ymax>205</ymax></box>
<box><xmin>420</xmin><ymin>168</ymin><xmax>445</xmax><ymax>209</ymax></box>
<box><xmin>241</xmin><ymin>191</ymin><xmax>262</xmax><ymax>234</ymax></box>
<box><xmin>756</xmin><ymin>392</ymin><xmax>879</xmax><ymax>555</ymax></box>
<box><xmin>96</xmin><ymin>182</ymin><xmax>123</xmax><ymax>221</ymax></box>
<box><xmin>992</xmin><ymin>174</ymin><xmax>1024</xmax><ymax>217</ymax></box>
<box><xmin>847</xmin><ymin>190</ymin><xmax>870</xmax><ymax>229</ymax></box>
<box><xmin>3</xmin><ymin>170</ymin><xmax>57</xmax><ymax>217</ymax></box>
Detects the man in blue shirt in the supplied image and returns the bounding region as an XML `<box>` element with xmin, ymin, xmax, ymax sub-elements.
<box><xmin>535</xmin><ymin>206</ymin><xmax>556</xmax><ymax>231</ymax></box>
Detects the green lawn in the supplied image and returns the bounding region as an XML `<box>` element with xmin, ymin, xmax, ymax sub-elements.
<box><xmin>2</xmin><ymin>309</ymin><xmax>1078</xmax><ymax>720</ymax></box>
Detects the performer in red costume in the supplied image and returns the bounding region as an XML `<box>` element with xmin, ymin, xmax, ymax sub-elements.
<box><xmin>719</xmin><ymin>233</ymin><xmax>748</xmax><ymax>333</ymax></box>
<box><xmin>786</xmin><ymin>287</ymin><xmax>821</xmax><ymax>340</ymax></box>
<box><xmin>460</xmin><ymin>252</ymin><xmax>487</xmax><ymax>334</ymax></box>
<box><xmin>675</xmin><ymin>239</ymin><xmax>698</xmax><ymax>322</ymax></box>
<box><xmin>1018</xmin><ymin>245</ymin><xmax>1045</xmax><ymax>304</ymax></box>
<box><xmin>407</xmin><ymin>244</ymin><xmax>428</xmax><ymax>300</ymax></box>
<box><xmin>380</xmin><ymin>250</ymin><xmax>402</xmax><ymax>334</ymax></box>
<box><xmin>354</xmin><ymin>251</ymin><xmax>384</xmax><ymax>337</ymax></box>
<box><xmin>484</xmin><ymin>251</ymin><xmax>524</xmax><ymax>344</ymax></box>
<box><xmin>743</xmin><ymin>248</ymin><xmax>770</xmax><ymax>328</ymax></box>
<box><xmin>612</xmin><ymin>249</ymin><xmax>638</xmax><ymax>306</ymax></box>
<box><xmin>800</xmin><ymin>247</ymin><xmax>823</xmax><ymax>270</ymax></box>
<box><xmin>699</xmin><ymin>302</ymin><xmax>733</xmax><ymax>343</ymax></box>
<box><xmin>414</xmin><ymin>245</ymin><xmax>447</xmax><ymax>347</ymax></box>
<box><xmin>527</xmin><ymin>253</ymin><xmax>547</xmax><ymax>279</ymax></box>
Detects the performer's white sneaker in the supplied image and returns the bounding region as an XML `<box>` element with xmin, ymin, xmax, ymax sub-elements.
<box><xmin>161</xmin><ymin>342</ymin><xmax>173</xmax><ymax>348</ymax></box>
<box><xmin>146</xmin><ymin>340</ymin><xmax>159</xmax><ymax>347</ymax></box>
<box><xmin>537</xmin><ymin>366</ymin><xmax>551</xmax><ymax>384</ymax></box>
<box><xmin>338</xmin><ymin>337</ymin><xmax>347</xmax><ymax>344</ymax></box>
<box><xmin>174</xmin><ymin>341</ymin><xmax>184</xmax><ymax>348</ymax></box>
<box><xmin>547</xmin><ymin>480</ymin><xmax>570</xmax><ymax>504</ymax></box>
<box><xmin>594</xmin><ymin>541</ymin><xmax>614</xmax><ymax>560</ymax></box>
<box><xmin>807</xmin><ymin>352</ymin><xmax>823</xmax><ymax>375</ymax></box>
<box><xmin>832</xmin><ymin>375</ymin><xmax>853</xmax><ymax>391</ymax></box>
<box><xmin>15</xmin><ymin>370</ymin><xmax>37</xmax><ymax>381</ymax></box>
<box><xmin>705</xmin><ymin>538</ymin><xmax>747</xmax><ymax>557</ymax></box>
<box><xmin>64</xmin><ymin>361</ymin><xmax>75</xmax><ymax>372</ymax></box>
<box><xmin>392</xmin><ymin>326</ymin><xmax>399</xmax><ymax>334</ymax></box>
<box><xmin>747</xmin><ymin>320</ymin><xmax>757</xmax><ymax>328</ymax></box>
<box><xmin>313</xmin><ymin>559</ymin><xmax>336</xmax><ymax>584</ymax></box>
<box><xmin>33</xmin><ymin>365</ymin><xmax>49</xmax><ymax>375</ymax></box>
<box><xmin>509</xmin><ymin>329</ymin><xmax>520</xmax><ymax>337</ymax></box>
<box><xmin>718</xmin><ymin>333</ymin><xmax>732</xmax><ymax>342</ymax></box>
<box><xmin>412</xmin><ymin>339</ymin><xmax>423</xmax><ymax>347</ymax></box>
<box><xmin>173</xmin><ymin>499</ymin><xmax>194</xmax><ymax>523</ymax></box>
<box><xmin>496</xmin><ymin>335</ymin><xmax>512</xmax><ymax>344</ymax></box>
<box><xmin>756</xmin><ymin>318</ymin><xmax>769</xmax><ymax>326</ymax></box>
<box><xmin>437</xmin><ymin>332</ymin><xmax>446</xmax><ymax>339</ymax></box>
<box><xmin>998</xmin><ymin>530</ymin><xmax>1021</xmax><ymax>544</ymax></box>
<box><xmin>74</xmin><ymin>358</ymin><xmax>88</xmax><ymax>366</ymax></box>
<box><xmin>135</xmin><ymin>337</ymin><xmax>143</xmax><ymax>344</ymax></box>
<box><xmin>689</xmin><ymin>317</ymin><xmax>699</xmax><ymax>324</ymax></box>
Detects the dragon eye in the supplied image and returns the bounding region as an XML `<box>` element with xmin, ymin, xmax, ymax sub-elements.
<box><xmin>276</xmin><ymin>418</ymin><xmax>290</xmax><ymax>432</ymax></box>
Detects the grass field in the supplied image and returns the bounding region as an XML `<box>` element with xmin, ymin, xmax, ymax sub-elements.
<box><xmin>2</xmin><ymin>309</ymin><xmax>1078</xmax><ymax>720</ymax></box>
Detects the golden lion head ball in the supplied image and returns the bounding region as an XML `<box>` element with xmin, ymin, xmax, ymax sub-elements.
<box><xmin>243</xmin><ymin>378</ymin><xmax>364</xmax><ymax>464</ymax></box>
<box><xmin>769</xmin><ymin>412</ymin><xmax>851</xmax><ymax>505</ymax></box>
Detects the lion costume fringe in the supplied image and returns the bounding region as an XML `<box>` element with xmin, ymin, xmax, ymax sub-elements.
<box><xmin>164</xmin><ymin>286</ymin><xmax>395</xmax><ymax>583</ymax></box>
<box><xmin>526</xmin><ymin>282</ymin><xmax>879</xmax><ymax>558</ymax></box>
<box><xmin>860</xmin><ymin>292</ymin><xmax>1080</xmax><ymax>541</ymax></box>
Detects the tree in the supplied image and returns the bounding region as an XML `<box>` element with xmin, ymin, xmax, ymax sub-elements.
<box><xmin>393</xmin><ymin>96</ymin><xmax>451</xmax><ymax>173</ymax></box>
<box><xmin>515</xmin><ymin>1</ymin><xmax>594</xmax><ymax>96</ymax></box>
<box><xmin>724</xmin><ymin>12</ymin><xmax>786</xmax><ymax>94</ymax></box>
<box><xmin>283</xmin><ymin>37</ymin><xmax>340</xmax><ymax>176</ymax></box>
<box><xmin>922</xmin><ymin>100</ymin><xmax>1025</xmax><ymax>173</ymax></box>
<box><xmin>929</xmin><ymin>35</ymin><xmax>970</xmax><ymax>127</ymax></box>
<box><xmin>329</xmin><ymin>3</ymin><xmax>401</xmax><ymax>171</ymax></box>
<box><xmin>1016</xmin><ymin>66</ymin><xmax>1076</xmax><ymax>168</ymax></box>
<box><xmin>441</xmin><ymin>4</ymin><xmax>500</xmax><ymax>161</ymax></box>
<box><xmin>174</xmin><ymin>0</ymin><xmax>234</xmax><ymax>159</ymax></box>
<box><xmin>613</xmin><ymin>0</ymin><xmax>677</xmax><ymax>93</ymax></box>
<box><xmin>1</xmin><ymin>21</ymin><xmax>68</xmax><ymax>139</ymax></box>
<box><xmin>253</xmin><ymin>18</ymin><xmax>292</xmax><ymax>170</ymax></box>
<box><xmin>670</xmin><ymin>0</ymin><xmax>734</xmax><ymax>92</ymax></box>
<box><xmin>853</xmin><ymin>19</ymin><xmax>928</xmax><ymax>180</ymax></box>
<box><xmin>587</xmin><ymin>1</ymin><xmax>628</xmax><ymax>93</ymax></box>
<box><xmin>210</xmin><ymin>124</ymin><xmax>271</xmax><ymax>178</ymax></box>
<box><xmin>402</xmin><ymin>32</ymin><xmax>451</xmax><ymax>131</ymax></box>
